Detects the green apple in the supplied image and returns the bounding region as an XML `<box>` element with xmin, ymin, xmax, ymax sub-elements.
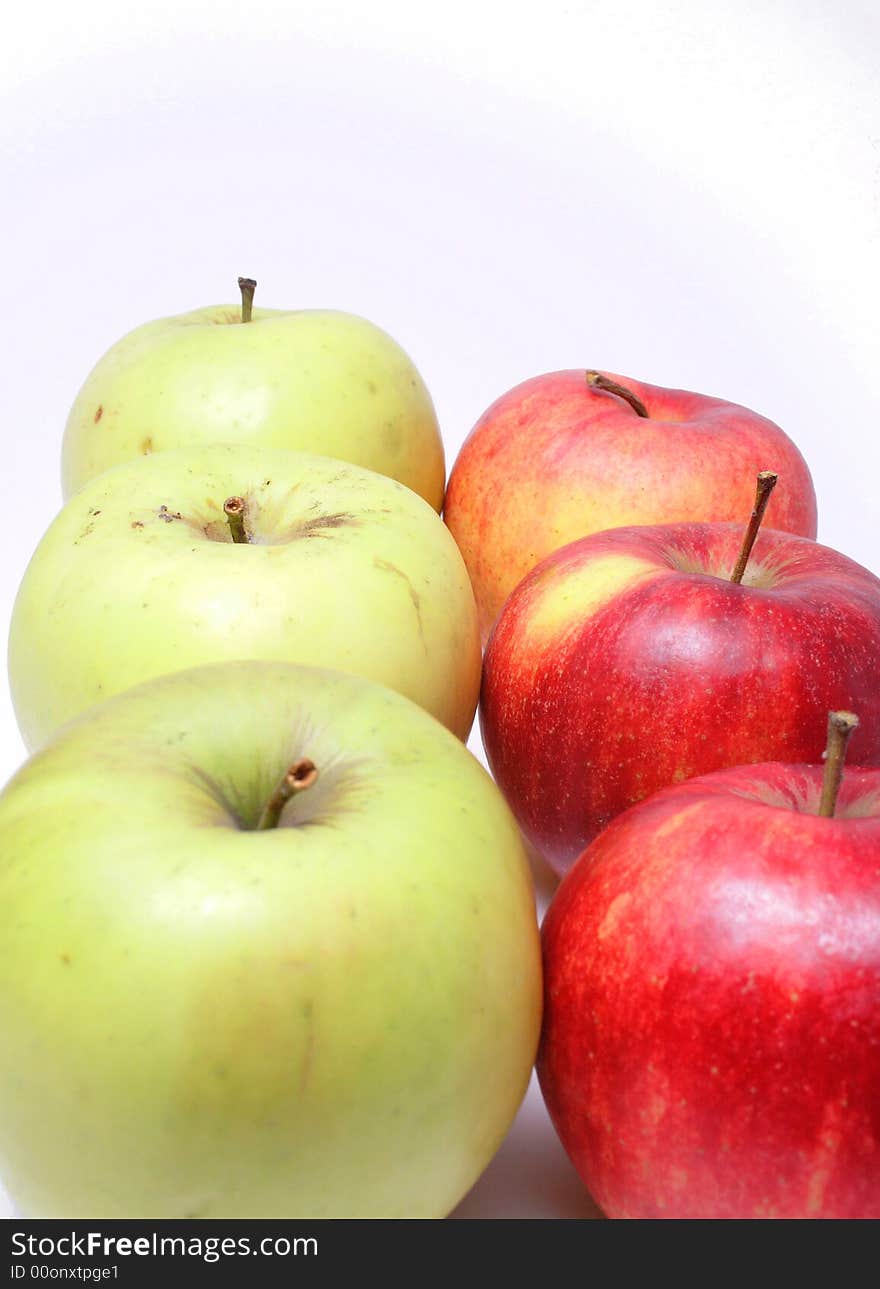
<box><xmin>0</xmin><ymin>661</ymin><xmax>542</xmax><ymax>1218</ymax></box>
<box><xmin>61</xmin><ymin>280</ymin><xmax>445</xmax><ymax>509</ymax></box>
<box><xmin>9</xmin><ymin>444</ymin><xmax>480</xmax><ymax>750</ymax></box>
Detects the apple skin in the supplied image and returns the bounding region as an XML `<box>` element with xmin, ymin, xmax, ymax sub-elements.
<box><xmin>61</xmin><ymin>305</ymin><xmax>445</xmax><ymax>510</ymax></box>
<box><xmin>0</xmin><ymin>661</ymin><xmax>542</xmax><ymax>1219</ymax></box>
<box><xmin>480</xmin><ymin>522</ymin><xmax>880</xmax><ymax>874</ymax></box>
<box><xmin>9</xmin><ymin>444</ymin><xmax>481</xmax><ymax>751</ymax></box>
<box><xmin>444</xmin><ymin>370</ymin><xmax>818</xmax><ymax>640</ymax></box>
<box><xmin>538</xmin><ymin>761</ymin><xmax>880</xmax><ymax>1219</ymax></box>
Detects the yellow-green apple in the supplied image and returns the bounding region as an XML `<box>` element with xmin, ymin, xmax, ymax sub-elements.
<box><xmin>0</xmin><ymin>661</ymin><xmax>542</xmax><ymax>1218</ymax></box>
<box><xmin>481</xmin><ymin>492</ymin><xmax>880</xmax><ymax>874</ymax></box>
<box><xmin>9</xmin><ymin>444</ymin><xmax>480</xmax><ymax>750</ymax></box>
<box><xmin>61</xmin><ymin>279</ymin><xmax>445</xmax><ymax>509</ymax></box>
<box><xmin>538</xmin><ymin>713</ymin><xmax>880</xmax><ymax>1218</ymax></box>
<box><xmin>444</xmin><ymin>369</ymin><xmax>817</xmax><ymax>639</ymax></box>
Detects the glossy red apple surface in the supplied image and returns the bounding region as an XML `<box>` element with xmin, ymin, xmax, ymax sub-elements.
<box><xmin>537</xmin><ymin>757</ymin><xmax>880</xmax><ymax>1219</ymax></box>
<box><xmin>481</xmin><ymin>522</ymin><xmax>880</xmax><ymax>874</ymax></box>
<box><xmin>444</xmin><ymin>370</ymin><xmax>818</xmax><ymax>640</ymax></box>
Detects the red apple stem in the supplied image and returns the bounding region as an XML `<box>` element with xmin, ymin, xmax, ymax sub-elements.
<box><xmin>818</xmin><ymin>711</ymin><xmax>859</xmax><ymax>819</ymax></box>
<box><xmin>257</xmin><ymin>759</ymin><xmax>318</xmax><ymax>830</ymax></box>
<box><xmin>729</xmin><ymin>471</ymin><xmax>778</xmax><ymax>584</ymax></box>
<box><xmin>238</xmin><ymin>276</ymin><xmax>257</xmax><ymax>323</ymax></box>
<box><xmin>585</xmin><ymin>371</ymin><xmax>649</xmax><ymax>418</ymax></box>
<box><xmin>223</xmin><ymin>496</ymin><xmax>249</xmax><ymax>544</ymax></box>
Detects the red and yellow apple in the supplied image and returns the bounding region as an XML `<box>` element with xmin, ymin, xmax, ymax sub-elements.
<box><xmin>481</xmin><ymin>517</ymin><xmax>880</xmax><ymax>874</ymax></box>
<box><xmin>445</xmin><ymin>370</ymin><xmax>818</xmax><ymax>639</ymax></box>
<box><xmin>538</xmin><ymin>717</ymin><xmax>880</xmax><ymax>1218</ymax></box>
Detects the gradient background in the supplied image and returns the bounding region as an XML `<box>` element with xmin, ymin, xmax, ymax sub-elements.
<box><xmin>1</xmin><ymin>0</ymin><xmax>878</xmax><ymax>1219</ymax></box>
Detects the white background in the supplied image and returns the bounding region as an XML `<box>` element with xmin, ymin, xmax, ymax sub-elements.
<box><xmin>1</xmin><ymin>0</ymin><xmax>878</xmax><ymax>1220</ymax></box>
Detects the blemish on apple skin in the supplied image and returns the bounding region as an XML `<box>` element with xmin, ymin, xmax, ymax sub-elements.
<box><xmin>299</xmin><ymin>1000</ymin><xmax>316</xmax><ymax>1094</ymax></box>
<box><xmin>294</xmin><ymin>512</ymin><xmax>358</xmax><ymax>538</ymax></box>
<box><xmin>141</xmin><ymin>436</ymin><xmax>153</xmax><ymax>454</ymax></box>
<box><xmin>131</xmin><ymin>520</ymin><xmax>144</xmax><ymax>529</ymax></box>
<box><xmin>598</xmin><ymin>891</ymin><xmax>633</xmax><ymax>942</ymax></box>
<box><xmin>374</xmin><ymin>557</ymin><xmax>426</xmax><ymax>649</ymax></box>
<box><xmin>94</xmin><ymin>405</ymin><xmax>103</xmax><ymax>423</ymax></box>
<box><xmin>59</xmin><ymin>953</ymin><xmax>72</xmax><ymax>966</ymax></box>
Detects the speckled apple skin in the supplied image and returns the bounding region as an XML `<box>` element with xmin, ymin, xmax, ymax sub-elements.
<box><xmin>538</xmin><ymin>763</ymin><xmax>880</xmax><ymax>1219</ymax></box>
<box><xmin>62</xmin><ymin>306</ymin><xmax>446</xmax><ymax>511</ymax></box>
<box><xmin>480</xmin><ymin>523</ymin><xmax>880</xmax><ymax>874</ymax></box>
<box><xmin>444</xmin><ymin>370</ymin><xmax>818</xmax><ymax>640</ymax></box>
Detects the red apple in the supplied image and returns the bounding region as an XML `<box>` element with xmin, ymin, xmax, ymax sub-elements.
<box><xmin>481</xmin><ymin>506</ymin><xmax>880</xmax><ymax>875</ymax></box>
<box><xmin>538</xmin><ymin>720</ymin><xmax>880</xmax><ymax>1218</ymax></box>
<box><xmin>444</xmin><ymin>370</ymin><xmax>817</xmax><ymax>640</ymax></box>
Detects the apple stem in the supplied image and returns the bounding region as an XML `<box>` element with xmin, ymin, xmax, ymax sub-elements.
<box><xmin>257</xmin><ymin>759</ymin><xmax>318</xmax><ymax>830</ymax></box>
<box><xmin>585</xmin><ymin>371</ymin><xmax>649</xmax><ymax>418</ymax></box>
<box><xmin>223</xmin><ymin>496</ymin><xmax>249</xmax><ymax>544</ymax></box>
<box><xmin>729</xmin><ymin>471</ymin><xmax>778</xmax><ymax>584</ymax></box>
<box><xmin>818</xmin><ymin>711</ymin><xmax>859</xmax><ymax>819</ymax></box>
<box><xmin>238</xmin><ymin>277</ymin><xmax>257</xmax><ymax>323</ymax></box>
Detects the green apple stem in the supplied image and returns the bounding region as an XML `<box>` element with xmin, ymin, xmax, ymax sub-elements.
<box><xmin>729</xmin><ymin>471</ymin><xmax>778</xmax><ymax>584</ymax></box>
<box><xmin>818</xmin><ymin>711</ymin><xmax>859</xmax><ymax>819</ymax></box>
<box><xmin>238</xmin><ymin>276</ymin><xmax>257</xmax><ymax>323</ymax></box>
<box><xmin>223</xmin><ymin>496</ymin><xmax>249</xmax><ymax>544</ymax></box>
<box><xmin>257</xmin><ymin>759</ymin><xmax>318</xmax><ymax>830</ymax></box>
<box><xmin>585</xmin><ymin>371</ymin><xmax>649</xmax><ymax>418</ymax></box>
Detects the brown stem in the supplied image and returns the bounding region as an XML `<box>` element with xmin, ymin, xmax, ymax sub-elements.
<box><xmin>729</xmin><ymin>471</ymin><xmax>778</xmax><ymax>584</ymax></box>
<box><xmin>238</xmin><ymin>277</ymin><xmax>257</xmax><ymax>323</ymax></box>
<box><xmin>223</xmin><ymin>496</ymin><xmax>249</xmax><ymax>544</ymax></box>
<box><xmin>585</xmin><ymin>370</ymin><xmax>649</xmax><ymax>418</ymax></box>
<box><xmin>257</xmin><ymin>759</ymin><xmax>318</xmax><ymax>830</ymax></box>
<box><xmin>818</xmin><ymin>711</ymin><xmax>859</xmax><ymax>818</ymax></box>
